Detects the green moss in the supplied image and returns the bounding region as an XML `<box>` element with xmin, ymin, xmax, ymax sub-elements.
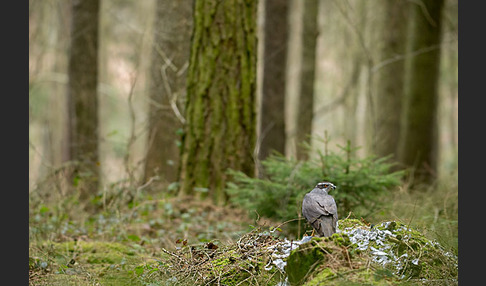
<box><xmin>286</xmin><ymin>240</ymin><xmax>327</xmax><ymax>285</ymax></box>
<box><xmin>367</xmin><ymin>221</ymin><xmax>457</xmax><ymax>282</ymax></box>
<box><xmin>52</xmin><ymin>241</ymin><xmax>136</xmax><ymax>265</ymax></box>
<box><xmin>337</xmin><ymin>218</ymin><xmax>366</xmax><ymax>230</ymax></box>
<box><xmin>284</xmin><ymin>220</ymin><xmax>457</xmax><ymax>285</ymax></box>
<box><xmin>208</xmin><ymin>255</ymin><xmax>281</xmax><ymax>286</ymax></box>
<box><xmin>60</xmin><ymin>242</ymin><xmax>139</xmax><ymax>274</ymax></box>
<box><xmin>31</xmin><ymin>240</ymin><xmax>148</xmax><ymax>285</ymax></box>
<box><xmin>326</xmin><ymin>232</ymin><xmax>352</xmax><ymax>247</ymax></box>
<box><xmin>304</xmin><ymin>267</ymin><xmax>409</xmax><ymax>286</ymax></box>
<box><xmin>305</xmin><ymin>268</ymin><xmax>335</xmax><ymax>285</ymax></box>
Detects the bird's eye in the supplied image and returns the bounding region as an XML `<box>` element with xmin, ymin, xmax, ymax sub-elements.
<box><xmin>323</xmin><ymin>184</ymin><xmax>328</xmax><ymax>188</ymax></box>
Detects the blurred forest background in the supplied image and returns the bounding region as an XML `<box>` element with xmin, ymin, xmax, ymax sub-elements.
<box><xmin>29</xmin><ymin>0</ymin><xmax>457</xmax><ymax>283</ymax></box>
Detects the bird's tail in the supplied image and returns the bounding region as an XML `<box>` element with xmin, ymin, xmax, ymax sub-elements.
<box><xmin>318</xmin><ymin>216</ymin><xmax>336</xmax><ymax>237</ymax></box>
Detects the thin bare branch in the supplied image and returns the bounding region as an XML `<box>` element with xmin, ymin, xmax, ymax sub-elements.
<box><xmin>407</xmin><ymin>0</ymin><xmax>437</xmax><ymax>27</ymax></box>
<box><xmin>371</xmin><ymin>44</ymin><xmax>441</xmax><ymax>73</ymax></box>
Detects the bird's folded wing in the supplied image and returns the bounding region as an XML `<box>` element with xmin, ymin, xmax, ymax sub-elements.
<box><xmin>317</xmin><ymin>195</ymin><xmax>337</xmax><ymax>215</ymax></box>
<box><xmin>302</xmin><ymin>193</ymin><xmax>337</xmax><ymax>222</ymax></box>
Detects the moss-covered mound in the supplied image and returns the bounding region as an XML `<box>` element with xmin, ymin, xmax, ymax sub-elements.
<box><xmin>30</xmin><ymin>219</ymin><xmax>457</xmax><ymax>285</ymax></box>
<box><xmin>134</xmin><ymin>228</ymin><xmax>286</xmax><ymax>285</ymax></box>
<box><xmin>285</xmin><ymin>219</ymin><xmax>458</xmax><ymax>285</ymax></box>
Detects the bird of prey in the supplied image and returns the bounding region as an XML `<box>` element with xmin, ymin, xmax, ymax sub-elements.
<box><xmin>302</xmin><ymin>181</ymin><xmax>338</xmax><ymax>237</ymax></box>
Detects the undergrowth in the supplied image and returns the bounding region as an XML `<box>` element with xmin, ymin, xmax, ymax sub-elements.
<box><xmin>134</xmin><ymin>226</ymin><xmax>287</xmax><ymax>286</ymax></box>
<box><xmin>372</xmin><ymin>172</ymin><xmax>458</xmax><ymax>255</ymax></box>
<box><xmin>29</xmin><ymin>143</ymin><xmax>457</xmax><ymax>284</ymax></box>
<box><xmin>226</xmin><ymin>139</ymin><xmax>404</xmax><ymax>237</ymax></box>
<box><xmin>29</xmin><ymin>177</ymin><xmax>254</xmax><ymax>285</ymax></box>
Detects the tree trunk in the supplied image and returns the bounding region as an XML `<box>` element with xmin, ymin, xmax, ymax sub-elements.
<box><xmin>398</xmin><ymin>0</ymin><xmax>445</xmax><ymax>184</ymax></box>
<box><xmin>178</xmin><ymin>0</ymin><xmax>257</xmax><ymax>205</ymax></box>
<box><xmin>143</xmin><ymin>0</ymin><xmax>193</xmax><ymax>183</ymax></box>
<box><xmin>68</xmin><ymin>0</ymin><xmax>101</xmax><ymax>199</ymax></box>
<box><xmin>295</xmin><ymin>0</ymin><xmax>318</xmax><ymax>161</ymax></box>
<box><xmin>372</xmin><ymin>0</ymin><xmax>409</xmax><ymax>161</ymax></box>
<box><xmin>258</xmin><ymin>0</ymin><xmax>289</xmax><ymax>162</ymax></box>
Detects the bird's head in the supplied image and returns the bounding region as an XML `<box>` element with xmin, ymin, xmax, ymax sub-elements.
<box><xmin>316</xmin><ymin>182</ymin><xmax>336</xmax><ymax>192</ymax></box>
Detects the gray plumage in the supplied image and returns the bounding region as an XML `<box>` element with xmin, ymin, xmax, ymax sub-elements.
<box><xmin>302</xmin><ymin>182</ymin><xmax>338</xmax><ymax>237</ymax></box>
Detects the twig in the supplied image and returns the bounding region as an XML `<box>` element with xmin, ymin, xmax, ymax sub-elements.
<box><xmin>407</xmin><ymin>0</ymin><xmax>437</xmax><ymax>27</ymax></box>
<box><xmin>272</xmin><ymin>218</ymin><xmax>305</xmax><ymax>232</ymax></box>
<box><xmin>156</xmin><ymin>44</ymin><xmax>187</xmax><ymax>125</ymax></box>
<box><xmin>315</xmin><ymin>244</ymin><xmax>340</xmax><ymax>265</ymax></box>
<box><xmin>371</xmin><ymin>44</ymin><xmax>441</xmax><ymax>73</ymax></box>
<box><xmin>123</xmin><ymin>73</ymin><xmax>139</xmax><ymax>183</ymax></box>
<box><xmin>160</xmin><ymin>247</ymin><xmax>189</xmax><ymax>266</ymax></box>
<box><xmin>135</xmin><ymin>175</ymin><xmax>159</xmax><ymax>199</ymax></box>
<box><xmin>343</xmin><ymin>246</ymin><xmax>352</xmax><ymax>268</ymax></box>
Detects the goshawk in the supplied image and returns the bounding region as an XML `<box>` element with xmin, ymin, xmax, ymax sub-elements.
<box><xmin>302</xmin><ymin>181</ymin><xmax>338</xmax><ymax>237</ymax></box>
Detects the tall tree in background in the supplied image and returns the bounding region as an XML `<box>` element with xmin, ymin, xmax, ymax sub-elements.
<box><xmin>372</xmin><ymin>0</ymin><xmax>409</xmax><ymax>161</ymax></box>
<box><xmin>258</xmin><ymin>0</ymin><xmax>289</xmax><ymax>162</ymax></box>
<box><xmin>67</xmin><ymin>0</ymin><xmax>101</xmax><ymax>198</ymax></box>
<box><xmin>29</xmin><ymin>0</ymin><xmax>71</xmax><ymax>179</ymax></box>
<box><xmin>399</xmin><ymin>0</ymin><xmax>445</xmax><ymax>184</ymax></box>
<box><xmin>179</xmin><ymin>0</ymin><xmax>257</xmax><ymax>205</ymax></box>
<box><xmin>295</xmin><ymin>0</ymin><xmax>318</xmax><ymax>161</ymax></box>
<box><xmin>49</xmin><ymin>1</ymin><xmax>71</xmax><ymax>167</ymax></box>
<box><xmin>143</xmin><ymin>1</ymin><xmax>193</xmax><ymax>183</ymax></box>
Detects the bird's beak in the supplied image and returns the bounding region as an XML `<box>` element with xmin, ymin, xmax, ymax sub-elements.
<box><xmin>331</xmin><ymin>185</ymin><xmax>337</xmax><ymax>190</ymax></box>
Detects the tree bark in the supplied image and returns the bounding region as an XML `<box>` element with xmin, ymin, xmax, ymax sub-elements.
<box><xmin>143</xmin><ymin>0</ymin><xmax>193</xmax><ymax>183</ymax></box>
<box><xmin>179</xmin><ymin>0</ymin><xmax>257</xmax><ymax>205</ymax></box>
<box><xmin>258</xmin><ymin>0</ymin><xmax>289</xmax><ymax>162</ymax></box>
<box><xmin>68</xmin><ymin>0</ymin><xmax>101</xmax><ymax>198</ymax></box>
<box><xmin>398</xmin><ymin>0</ymin><xmax>445</xmax><ymax>184</ymax></box>
<box><xmin>295</xmin><ymin>0</ymin><xmax>318</xmax><ymax>161</ymax></box>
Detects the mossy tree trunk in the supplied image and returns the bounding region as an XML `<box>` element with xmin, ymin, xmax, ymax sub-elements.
<box><xmin>257</xmin><ymin>0</ymin><xmax>289</xmax><ymax>162</ymax></box>
<box><xmin>143</xmin><ymin>0</ymin><xmax>193</xmax><ymax>183</ymax></box>
<box><xmin>178</xmin><ymin>0</ymin><xmax>257</xmax><ymax>205</ymax></box>
<box><xmin>67</xmin><ymin>0</ymin><xmax>100</xmax><ymax>199</ymax></box>
<box><xmin>372</xmin><ymin>0</ymin><xmax>410</xmax><ymax>162</ymax></box>
<box><xmin>398</xmin><ymin>0</ymin><xmax>445</xmax><ymax>184</ymax></box>
<box><xmin>295</xmin><ymin>0</ymin><xmax>318</xmax><ymax>161</ymax></box>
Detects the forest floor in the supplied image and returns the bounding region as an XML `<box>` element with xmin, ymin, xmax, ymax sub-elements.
<box><xmin>29</xmin><ymin>191</ymin><xmax>259</xmax><ymax>285</ymax></box>
<box><xmin>29</xmin><ymin>179</ymin><xmax>458</xmax><ymax>285</ymax></box>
